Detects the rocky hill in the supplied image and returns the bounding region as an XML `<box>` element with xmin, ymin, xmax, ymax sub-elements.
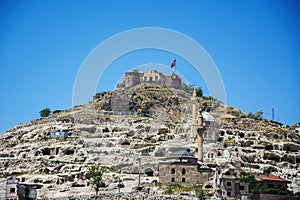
<box><xmin>0</xmin><ymin>82</ymin><xmax>299</xmax><ymax>199</ymax></box>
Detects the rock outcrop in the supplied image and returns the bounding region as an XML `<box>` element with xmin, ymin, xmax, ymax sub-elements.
<box><xmin>0</xmin><ymin>83</ymin><xmax>299</xmax><ymax>199</ymax></box>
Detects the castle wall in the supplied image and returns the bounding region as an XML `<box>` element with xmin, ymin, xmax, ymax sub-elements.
<box><xmin>123</xmin><ymin>72</ymin><xmax>141</xmax><ymax>88</ymax></box>
<box><xmin>142</xmin><ymin>71</ymin><xmax>162</xmax><ymax>83</ymax></box>
<box><xmin>118</xmin><ymin>70</ymin><xmax>181</xmax><ymax>89</ymax></box>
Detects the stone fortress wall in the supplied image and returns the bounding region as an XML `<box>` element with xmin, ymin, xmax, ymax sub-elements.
<box><xmin>117</xmin><ymin>70</ymin><xmax>182</xmax><ymax>89</ymax></box>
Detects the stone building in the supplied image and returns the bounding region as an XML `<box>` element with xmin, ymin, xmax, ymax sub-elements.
<box><xmin>17</xmin><ymin>183</ymin><xmax>41</xmax><ymax>200</ymax></box>
<box><xmin>117</xmin><ymin>70</ymin><xmax>182</xmax><ymax>89</ymax></box>
<box><xmin>256</xmin><ymin>174</ymin><xmax>291</xmax><ymax>191</ymax></box>
<box><xmin>6</xmin><ymin>176</ymin><xmax>19</xmax><ymax>200</ymax></box>
<box><xmin>202</xmin><ymin>112</ymin><xmax>219</xmax><ymax>143</ymax></box>
<box><xmin>159</xmin><ymin>150</ymin><xmax>213</xmax><ymax>185</ymax></box>
<box><xmin>219</xmin><ymin>162</ymin><xmax>249</xmax><ymax>199</ymax></box>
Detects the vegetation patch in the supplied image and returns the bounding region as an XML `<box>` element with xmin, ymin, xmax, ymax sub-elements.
<box><xmin>161</xmin><ymin>183</ymin><xmax>207</xmax><ymax>199</ymax></box>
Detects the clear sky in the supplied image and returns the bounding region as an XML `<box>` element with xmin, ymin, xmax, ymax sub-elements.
<box><xmin>0</xmin><ymin>0</ymin><xmax>299</xmax><ymax>133</ymax></box>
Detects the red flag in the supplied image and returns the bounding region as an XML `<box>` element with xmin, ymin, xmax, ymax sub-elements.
<box><xmin>170</xmin><ymin>59</ymin><xmax>176</xmax><ymax>68</ymax></box>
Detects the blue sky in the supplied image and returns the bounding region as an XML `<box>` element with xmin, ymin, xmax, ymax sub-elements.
<box><xmin>0</xmin><ymin>0</ymin><xmax>299</xmax><ymax>133</ymax></box>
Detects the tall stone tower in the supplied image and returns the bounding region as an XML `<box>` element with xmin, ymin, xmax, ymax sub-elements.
<box><xmin>197</xmin><ymin>110</ymin><xmax>206</xmax><ymax>163</ymax></box>
<box><xmin>190</xmin><ymin>88</ymin><xmax>206</xmax><ymax>163</ymax></box>
<box><xmin>190</xmin><ymin>88</ymin><xmax>198</xmax><ymax>139</ymax></box>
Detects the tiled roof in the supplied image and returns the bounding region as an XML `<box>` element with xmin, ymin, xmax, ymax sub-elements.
<box><xmin>257</xmin><ymin>174</ymin><xmax>291</xmax><ymax>183</ymax></box>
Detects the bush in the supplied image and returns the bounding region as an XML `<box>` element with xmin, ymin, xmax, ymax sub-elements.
<box><xmin>196</xmin><ymin>87</ymin><xmax>203</xmax><ymax>97</ymax></box>
<box><xmin>39</xmin><ymin>108</ymin><xmax>52</xmax><ymax>118</ymax></box>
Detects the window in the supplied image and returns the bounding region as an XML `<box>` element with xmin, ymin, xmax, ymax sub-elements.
<box><xmin>171</xmin><ymin>168</ymin><xmax>175</xmax><ymax>174</ymax></box>
<box><xmin>10</xmin><ymin>188</ymin><xmax>15</xmax><ymax>193</ymax></box>
<box><xmin>182</xmin><ymin>178</ymin><xmax>185</xmax><ymax>182</ymax></box>
<box><xmin>226</xmin><ymin>181</ymin><xmax>232</xmax><ymax>186</ymax></box>
<box><xmin>268</xmin><ymin>184</ymin><xmax>274</xmax><ymax>188</ymax></box>
<box><xmin>144</xmin><ymin>77</ymin><xmax>147</xmax><ymax>81</ymax></box>
<box><xmin>182</xmin><ymin>168</ymin><xmax>186</xmax><ymax>175</ymax></box>
<box><xmin>171</xmin><ymin>178</ymin><xmax>175</xmax><ymax>182</ymax></box>
<box><xmin>239</xmin><ymin>185</ymin><xmax>245</xmax><ymax>190</ymax></box>
<box><xmin>227</xmin><ymin>191</ymin><xmax>231</xmax><ymax>196</ymax></box>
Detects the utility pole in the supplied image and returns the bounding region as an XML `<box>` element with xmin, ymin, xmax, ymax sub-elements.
<box><xmin>118</xmin><ymin>176</ymin><xmax>120</xmax><ymax>200</ymax></box>
<box><xmin>138</xmin><ymin>158</ymin><xmax>141</xmax><ymax>185</ymax></box>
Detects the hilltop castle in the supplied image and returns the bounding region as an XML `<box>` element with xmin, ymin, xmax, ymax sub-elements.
<box><xmin>116</xmin><ymin>70</ymin><xmax>182</xmax><ymax>89</ymax></box>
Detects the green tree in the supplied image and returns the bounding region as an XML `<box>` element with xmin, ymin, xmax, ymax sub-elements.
<box><xmin>196</xmin><ymin>87</ymin><xmax>203</xmax><ymax>97</ymax></box>
<box><xmin>88</xmin><ymin>164</ymin><xmax>108</xmax><ymax>195</ymax></box>
<box><xmin>262</xmin><ymin>167</ymin><xmax>273</xmax><ymax>175</ymax></box>
<box><xmin>39</xmin><ymin>108</ymin><xmax>51</xmax><ymax>118</ymax></box>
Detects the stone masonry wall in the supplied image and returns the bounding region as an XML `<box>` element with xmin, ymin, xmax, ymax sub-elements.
<box><xmin>159</xmin><ymin>163</ymin><xmax>210</xmax><ymax>185</ymax></box>
<box><xmin>117</xmin><ymin>71</ymin><xmax>181</xmax><ymax>89</ymax></box>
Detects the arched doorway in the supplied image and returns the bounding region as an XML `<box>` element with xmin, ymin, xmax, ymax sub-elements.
<box><xmin>145</xmin><ymin>168</ymin><xmax>154</xmax><ymax>176</ymax></box>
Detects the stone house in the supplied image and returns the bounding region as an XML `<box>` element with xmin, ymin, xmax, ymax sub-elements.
<box><xmin>201</xmin><ymin>112</ymin><xmax>219</xmax><ymax>143</ymax></box>
<box><xmin>253</xmin><ymin>174</ymin><xmax>294</xmax><ymax>200</ymax></box>
<box><xmin>256</xmin><ymin>174</ymin><xmax>291</xmax><ymax>191</ymax></box>
<box><xmin>219</xmin><ymin>162</ymin><xmax>249</xmax><ymax>199</ymax></box>
<box><xmin>6</xmin><ymin>176</ymin><xmax>19</xmax><ymax>200</ymax></box>
<box><xmin>159</xmin><ymin>150</ymin><xmax>213</xmax><ymax>185</ymax></box>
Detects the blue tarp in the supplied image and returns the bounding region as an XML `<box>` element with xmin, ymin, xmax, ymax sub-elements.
<box><xmin>50</xmin><ymin>131</ymin><xmax>68</xmax><ymax>138</ymax></box>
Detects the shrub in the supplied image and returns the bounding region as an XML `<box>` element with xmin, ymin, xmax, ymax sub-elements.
<box><xmin>39</xmin><ymin>108</ymin><xmax>52</xmax><ymax>118</ymax></box>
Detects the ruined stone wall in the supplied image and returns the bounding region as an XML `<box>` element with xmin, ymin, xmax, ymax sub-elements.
<box><xmin>122</xmin><ymin>72</ymin><xmax>141</xmax><ymax>88</ymax></box>
<box><xmin>118</xmin><ymin>71</ymin><xmax>182</xmax><ymax>89</ymax></box>
<box><xmin>161</xmin><ymin>73</ymin><xmax>181</xmax><ymax>89</ymax></box>
<box><xmin>142</xmin><ymin>71</ymin><xmax>162</xmax><ymax>83</ymax></box>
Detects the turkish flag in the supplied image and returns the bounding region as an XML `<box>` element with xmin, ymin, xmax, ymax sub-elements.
<box><xmin>170</xmin><ymin>59</ymin><xmax>176</xmax><ymax>68</ymax></box>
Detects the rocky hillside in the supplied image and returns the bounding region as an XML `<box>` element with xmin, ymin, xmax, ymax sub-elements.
<box><xmin>0</xmin><ymin>83</ymin><xmax>299</xmax><ymax>199</ymax></box>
